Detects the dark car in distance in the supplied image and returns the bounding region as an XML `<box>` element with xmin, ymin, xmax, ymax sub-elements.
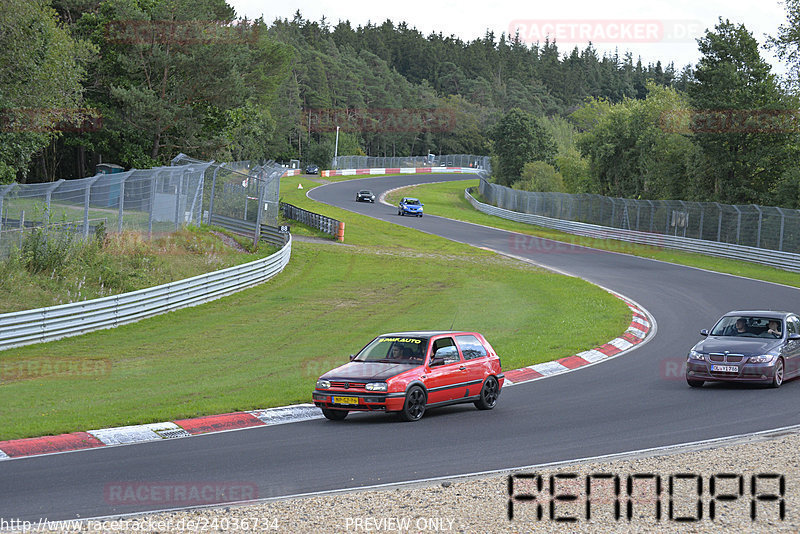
<box><xmin>312</xmin><ymin>331</ymin><xmax>504</xmax><ymax>421</ymax></box>
<box><xmin>305</xmin><ymin>164</ymin><xmax>319</xmax><ymax>174</ymax></box>
<box><xmin>398</xmin><ymin>197</ymin><xmax>423</xmax><ymax>217</ymax></box>
<box><xmin>355</xmin><ymin>190</ymin><xmax>375</xmax><ymax>203</ymax></box>
<box><xmin>686</xmin><ymin>310</ymin><xmax>800</xmax><ymax>388</ymax></box>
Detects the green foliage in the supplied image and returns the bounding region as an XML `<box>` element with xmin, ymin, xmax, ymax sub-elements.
<box><xmin>26</xmin><ymin>8</ymin><xmax>684</xmax><ymax>180</ymax></box>
<box><xmin>0</xmin><ymin>0</ymin><xmax>92</xmax><ymax>181</ymax></box>
<box><xmin>688</xmin><ymin>19</ymin><xmax>798</xmax><ymax>204</ymax></box>
<box><xmin>20</xmin><ymin>228</ymin><xmax>76</xmax><ymax>275</ymax></box>
<box><xmin>492</xmin><ymin>108</ymin><xmax>556</xmax><ymax>186</ymax></box>
<box><xmin>555</xmin><ymin>148</ymin><xmax>593</xmax><ymax>193</ymax></box>
<box><xmin>575</xmin><ymin>83</ymin><xmax>694</xmax><ymax>198</ymax></box>
<box><xmin>66</xmin><ymin>0</ymin><xmax>289</xmax><ymax>168</ymax></box>
<box><xmin>514</xmin><ymin>161</ymin><xmax>566</xmax><ymax>192</ymax></box>
<box><xmin>306</xmin><ymin>139</ymin><xmax>334</xmax><ymax>167</ymax></box>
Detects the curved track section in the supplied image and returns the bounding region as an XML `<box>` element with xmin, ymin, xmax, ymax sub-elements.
<box><xmin>4</xmin><ymin>173</ymin><xmax>800</xmax><ymax>522</ymax></box>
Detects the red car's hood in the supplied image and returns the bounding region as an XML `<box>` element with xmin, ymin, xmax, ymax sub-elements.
<box><xmin>321</xmin><ymin>361</ymin><xmax>418</xmax><ymax>381</ymax></box>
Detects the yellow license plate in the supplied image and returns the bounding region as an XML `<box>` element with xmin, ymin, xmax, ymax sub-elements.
<box><xmin>333</xmin><ymin>396</ymin><xmax>359</xmax><ymax>405</ymax></box>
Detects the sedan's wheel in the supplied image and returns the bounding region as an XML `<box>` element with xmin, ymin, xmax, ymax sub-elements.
<box><xmin>474</xmin><ymin>376</ymin><xmax>500</xmax><ymax>410</ymax></box>
<box><xmin>771</xmin><ymin>358</ymin><xmax>784</xmax><ymax>388</ymax></box>
<box><xmin>686</xmin><ymin>378</ymin><xmax>704</xmax><ymax>388</ymax></box>
<box><xmin>398</xmin><ymin>211</ymin><xmax>403</xmax><ymax>216</ymax></box>
<box><xmin>399</xmin><ymin>386</ymin><xmax>426</xmax><ymax>421</ymax></box>
<box><xmin>321</xmin><ymin>408</ymin><xmax>348</xmax><ymax>421</ymax></box>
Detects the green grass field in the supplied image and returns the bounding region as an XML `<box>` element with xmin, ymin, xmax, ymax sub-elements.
<box><xmin>0</xmin><ymin>175</ymin><xmax>631</xmax><ymax>440</ymax></box>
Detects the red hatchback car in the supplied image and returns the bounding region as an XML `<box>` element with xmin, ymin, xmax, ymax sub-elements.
<box><xmin>312</xmin><ymin>331</ymin><xmax>504</xmax><ymax>421</ymax></box>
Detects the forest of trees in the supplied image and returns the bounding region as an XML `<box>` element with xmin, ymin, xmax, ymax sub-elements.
<box><xmin>4</xmin><ymin>0</ymin><xmax>800</xmax><ymax>208</ymax></box>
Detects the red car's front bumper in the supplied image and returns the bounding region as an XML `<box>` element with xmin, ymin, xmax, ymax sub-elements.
<box><xmin>312</xmin><ymin>390</ymin><xmax>406</xmax><ymax>412</ymax></box>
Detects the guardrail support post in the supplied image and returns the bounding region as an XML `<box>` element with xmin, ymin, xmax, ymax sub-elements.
<box><xmin>336</xmin><ymin>221</ymin><xmax>345</xmax><ymax>242</ymax></box>
<box><xmin>117</xmin><ymin>173</ymin><xmax>130</xmax><ymax>233</ymax></box>
<box><xmin>208</xmin><ymin>163</ymin><xmax>223</xmax><ymax>224</ymax></box>
<box><xmin>698</xmin><ymin>205</ymin><xmax>705</xmax><ymax>240</ymax></box>
<box><xmin>734</xmin><ymin>206</ymin><xmax>742</xmax><ymax>245</ymax></box>
<box><xmin>754</xmin><ymin>205</ymin><xmax>763</xmax><ymax>248</ymax></box>
<box><xmin>83</xmin><ymin>175</ymin><xmax>102</xmax><ymax>239</ymax></box>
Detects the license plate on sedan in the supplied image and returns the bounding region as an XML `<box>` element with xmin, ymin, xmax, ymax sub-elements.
<box><xmin>332</xmin><ymin>396</ymin><xmax>360</xmax><ymax>405</ymax></box>
<box><xmin>711</xmin><ymin>365</ymin><xmax>738</xmax><ymax>373</ymax></box>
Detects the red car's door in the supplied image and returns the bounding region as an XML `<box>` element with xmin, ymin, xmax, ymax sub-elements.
<box><xmin>423</xmin><ymin>336</ymin><xmax>468</xmax><ymax>403</ymax></box>
<box><xmin>455</xmin><ymin>333</ymin><xmax>491</xmax><ymax>397</ymax></box>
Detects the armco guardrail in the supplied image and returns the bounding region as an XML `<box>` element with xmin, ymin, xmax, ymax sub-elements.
<box><xmin>280</xmin><ymin>202</ymin><xmax>344</xmax><ymax>241</ymax></box>
<box><xmin>465</xmin><ymin>188</ymin><xmax>800</xmax><ymax>273</ymax></box>
<box><xmin>0</xmin><ymin>237</ymin><xmax>292</xmax><ymax>351</ymax></box>
<box><xmin>210</xmin><ymin>213</ymin><xmax>289</xmax><ymax>247</ymax></box>
<box><xmin>321</xmin><ymin>166</ymin><xmax>478</xmax><ymax>177</ymax></box>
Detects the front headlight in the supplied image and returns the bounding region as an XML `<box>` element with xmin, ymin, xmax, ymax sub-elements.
<box><xmin>749</xmin><ymin>354</ymin><xmax>775</xmax><ymax>364</ymax></box>
<box><xmin>365</xmin><ymin>382</ymin><xmax>387</xmax><ymax>392</ymax></box>
<box><xmin>688</xmin><ymin>350</ymin><xmax>705</xmax><ymax>361</ymax></box>
<box><xmin>316</xmin><ymin>379</ymin><xmax>331</xmax><ymax>389</ymax></box>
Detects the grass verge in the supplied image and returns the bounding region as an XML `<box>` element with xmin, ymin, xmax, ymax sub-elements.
<box><xmin>0</xmin><ymin>226</ymin><xmax>277</xmax><ymax>314</ymax></box>
<box><xmin>0</xmin><ymin>175</ymin><xmax>630</xmax><ymax>439</ymax></box>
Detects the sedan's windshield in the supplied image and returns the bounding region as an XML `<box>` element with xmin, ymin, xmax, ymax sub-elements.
<box><xmin>403</xmin><ymin>199</ymin><xmax>420</xmax><ymax>205</ymax></box>
<box><xmin>710</xmin><ymin>316</ymin><xmax>783</xmax><ymax>338</ymax></box>
<box><xmin>354</xmin><ymin>336</ymin><xmax>427</xmax><ymax>363</ymax></box>
<box><xmin>359</xmin><ymin>190</ymin><xmax>372</xmax><ymax>195</ymax></box>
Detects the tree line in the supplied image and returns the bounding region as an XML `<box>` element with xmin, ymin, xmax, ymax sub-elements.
<box><xmin>496</xmin><ymin>14</ymin><xmax>800</xmax><ymax>209</ymax></box>
<box><xmin>1</xmin><ymin>1</ymin><xmax>679</xmax><ymax>183</ymax></box>
<box><xmin>4</xmin><ymin>1</ymin><xmax>800</xmax><ymax>209</ymax></box>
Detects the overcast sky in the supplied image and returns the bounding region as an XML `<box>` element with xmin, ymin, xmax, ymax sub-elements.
<box><xmin>229</xmin><ymin>0</ymin><xmax>791</xmax><ymax>75</ymax></box>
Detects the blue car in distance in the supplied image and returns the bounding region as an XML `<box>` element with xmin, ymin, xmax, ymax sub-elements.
<box><xmin>398</xmin><ymin>197</ymin><xmax>423</xmax><ymax>217</ymax></box>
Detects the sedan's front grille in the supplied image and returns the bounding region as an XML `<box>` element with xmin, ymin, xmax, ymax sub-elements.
<box><xmin>709</xmin><ymin>353</ymin><xmax>744</xmax><ymax>363</ymax></box>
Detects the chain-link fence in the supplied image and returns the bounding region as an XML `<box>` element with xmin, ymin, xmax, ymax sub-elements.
<box><xmin>0</xmin><ymin>154</ymin><xmax>287</xmax><ymax>260</ymax></box>
<box><xmin>333</xmin><ymin>154</ymin><xmax>490</xmax><ymax>171</ymax></box>
<box><xmin>179</xmin><ymin>156</ymin><xmax>284</xmax><ymax>231</ymax></box>
<box><xmin>479</xmin><ymin>179</ymin><xmax>800</xmax><ymax>253</ymax></box>
<box><xmin>0</xmin><ymin>163</ymin><xmax>211</xmax><ymax>259</ymax></box>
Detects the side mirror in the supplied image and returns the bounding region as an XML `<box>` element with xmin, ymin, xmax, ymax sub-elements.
<box><xmin>349</xmin><ymin>354</ymin><xmax>356</xmax><ymax>361</ymax></box>
<box><xmin>789</xmin><ymin>333</ymin><xmax>800</xmax><ymax>340</ymax></box>
<box><xmin>700</xmin><ymin>329</ymin><xmax>709</xmax><ymax>337</ymax></box>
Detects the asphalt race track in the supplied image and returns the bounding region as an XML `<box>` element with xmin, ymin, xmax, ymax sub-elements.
<box><xmin>4</xmin><ymin>173</ymin><xmax>800</xmax><ymax>522</ymax></box>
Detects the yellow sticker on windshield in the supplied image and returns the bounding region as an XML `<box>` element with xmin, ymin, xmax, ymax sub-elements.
<box><xmin>379</xmin><ymin>337</ymin><xmax>422</xmax><ymax>344</ymax></box>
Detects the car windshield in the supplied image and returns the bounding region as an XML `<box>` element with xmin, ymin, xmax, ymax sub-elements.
<box><xmin>710</xmin><ymin>316</ymin><xmax>783</xmax><ymax>338</ymax></box>
<box><xmin>354</xmin><ymin>336</ymin><xmax>427</xmax><ymax>363</ymax></box>
<box><xmin>403</xmin><ymin>199</ymin><xmax>420</xmax><ymax>205</ymax></box>
<box><xmin>359</xmin><ymin>190</ymin><xmax>371</xmax><ymax>195</ymax></box>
